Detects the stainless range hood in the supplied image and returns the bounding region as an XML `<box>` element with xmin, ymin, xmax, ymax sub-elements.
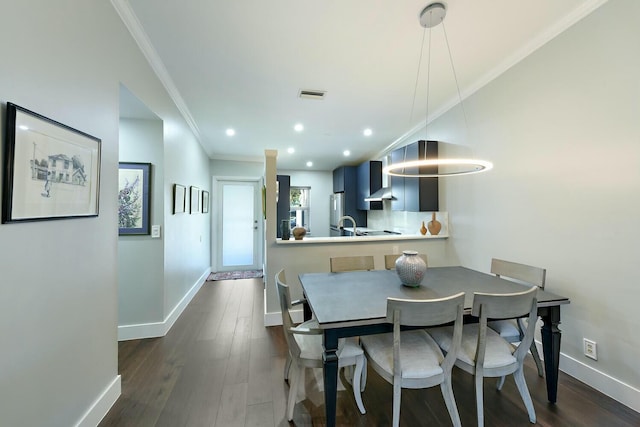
<box><xmin>364</xmin><ymin>187</ymin><xmax>395</xmax><ymax>202</ymax></box>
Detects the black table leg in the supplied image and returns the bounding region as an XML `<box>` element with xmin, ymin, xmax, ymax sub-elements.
<box><xmin>323</xmin><ymin>329</ymin><xmax>339</xmax><ymax>427</ymax></box>
<box><xmin>540</xmin><ymin>305</ymin><xmax>562</xmax><ymax>403</ymax></box>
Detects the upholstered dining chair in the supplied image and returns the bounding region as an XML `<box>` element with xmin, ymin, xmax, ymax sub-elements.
<box><xmin>276</xmin><ymin>269</ymin><xmax>366</xmax><ymax>421</ymax></box>
<box><xmin>359</xmin><ymin>292</ymin><xmax>466</xmax><ymax>427</ymax></box>
<box><xmin>488</xmin><ymin>258</ymin><xmax>546</xmax><ymax>380</ymax></box>
<box><xmin>330</xmin><ymin>255</ymin><xmax>375</xmax><ymax>272</ymax></box>
<box><xmin>384</xmin><ymin>253</ymin><xmax>428</xmax><ymax>270</ymax></box>
<box><xmin>429</xmin><ymin>286</ymin><xmax>539</xmax><ymax>427</ymax></box>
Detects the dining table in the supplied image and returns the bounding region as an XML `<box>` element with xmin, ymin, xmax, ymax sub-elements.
<box><xmin>298</xmin><ymin>266</ymin><xmax>570</xmax><ymax>427</ymax></box>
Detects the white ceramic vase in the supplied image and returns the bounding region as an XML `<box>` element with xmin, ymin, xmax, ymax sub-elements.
<box><xmin>395</xmin><ymin>250</ymin><xmax>427</xmax><ymax>287</ymax></box>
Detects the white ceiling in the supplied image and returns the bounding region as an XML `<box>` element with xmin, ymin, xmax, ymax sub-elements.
<box><xmin>116</xmin><ymin>0</ymin><xmax>607</xmax><ymax>171</ymax></box>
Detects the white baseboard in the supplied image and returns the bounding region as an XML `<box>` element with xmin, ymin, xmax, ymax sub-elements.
<box><xmin>529</xmin><ymin>340</ymin><xmax>639</xmax><ymax>414</ymax></box>
<box><xmin>117</xmin><ymin>269</ymin><xmax>210</xmax><ymax>341</ymax></box>
<box><xmin>559</xmin><ymin>349</ymin><xmax>640</xmax><ymax>413</ymax></box>
<box><xmin>75</xmin><ymin>375</ymin><xmax>121</xmax><ymax>427</ymax></box>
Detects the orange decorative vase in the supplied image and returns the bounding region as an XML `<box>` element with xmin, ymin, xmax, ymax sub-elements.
<box><xmin>427</xmin><ymin>212</ymin><xmax>441</xmax><ymax>235</ymax></box>
<box><xmin>420</xmin><ymin>221</ymin><xmax>427</xmax><ymax>235</ymax></box>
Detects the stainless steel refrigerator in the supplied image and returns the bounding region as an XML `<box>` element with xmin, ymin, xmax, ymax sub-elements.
<box><xmin>329</xmin><ymin>193</ymin><xmax>345</xmax><ymax>236</ymax></box>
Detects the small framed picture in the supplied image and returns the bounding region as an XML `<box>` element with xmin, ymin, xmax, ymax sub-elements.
<box><xmin>118</xmin><ymin>162</ymin><xmax>151</xmax><ymax>235</ymax></box>
<box><xmin>201</xmin><ymin>190</ymin><xmax>209</xmax><ymax>213</ymax></box>
<box><xmin>190</xmin><ymin>186</ymin><xmax>200</xmax><ymax>214</ymax></box>
<box><xmin>173</xmin><ymin>184</ymin><xmax>186</xmax><ymax>214</ymax></box>
<box><xmin>2</xmin><ymin>102</ymin><xmax>101</xmax><ymax>223</ymax></box>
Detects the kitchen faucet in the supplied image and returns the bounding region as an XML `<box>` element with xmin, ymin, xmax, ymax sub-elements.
<box><xmin>337</xmin><ymin>215</ymin><xmax>357</xmax><ymax>236</ymax></box>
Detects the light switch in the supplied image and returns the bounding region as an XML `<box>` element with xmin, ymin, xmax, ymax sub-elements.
<box><xmin>151</xmin><ymin>225</ymin><xmax>161</xmax><ymax>238</ymax></box>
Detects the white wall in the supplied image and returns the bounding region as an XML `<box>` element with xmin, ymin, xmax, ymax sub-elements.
<box><xmin>0</xmin><ymin>1</ymin><xmax>211</xmax><ymax>425</ymax></box>
<box><xmin>118</xmin><ymin>117</ymin><xmax>164</xmax><ymax>325</ymax></box>
<box><xmin>397</xmin><ymin>0</ymin><xmax>640</xmax><ymax>411</ymax></box>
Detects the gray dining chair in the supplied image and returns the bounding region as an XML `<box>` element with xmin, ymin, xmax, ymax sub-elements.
<box><xmin>429</xmin><ymin>286</ymin><xmax>539</xmax><ymax>427</ymax></box>
<box><xmin>330</xmin><ymin>255</ymin><xmax>375</xmax><ymax>272</ymax></box>
<box><xmin>276</xmin><ymin>269</ymin><xmax>366</xmax><ymax>420</ymax></box>
<box><xmin>384</xmin><ymin>253</ymin><xmax>428</xmax><ymax>270</ymax></box>
<box><xmin>360</xmin><ymin>292</ymin><xmax>465</xmax><ymax>427</ymax></box>
<box><xmin>488</xmin><ymin>258</ymin><xmax>546</xmax><ymax>381</ymax></box>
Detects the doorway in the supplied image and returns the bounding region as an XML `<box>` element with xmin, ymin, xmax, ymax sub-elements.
<box><xmin>214</xmin><ymin>178</ymin><xmax>262</xmax><ymax>272</ymax></box>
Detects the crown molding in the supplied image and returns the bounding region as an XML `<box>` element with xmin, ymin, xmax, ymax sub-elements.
<box><xmin>110</xmin><ymin>0</ymin><xmax>202</xmax><ymax>142</ymax></box>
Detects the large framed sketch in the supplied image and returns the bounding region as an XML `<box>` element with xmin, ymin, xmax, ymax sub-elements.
<box><xmin>2</xmin><ymin>102</ymin><xmax>101</xmax><ymax>223</ymax></box>
<box><xmin>118</xmin><ymin>162</ymin><xmax>151</xmax><ymax>235</ymax></box>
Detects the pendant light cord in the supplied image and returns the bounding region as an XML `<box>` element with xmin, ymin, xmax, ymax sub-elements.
<box><xmin>442</xmin><ymin>21</ymin><xmax>470</xmax><ymax>135</ymax></box>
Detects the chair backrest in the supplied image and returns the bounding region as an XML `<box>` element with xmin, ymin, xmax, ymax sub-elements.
<box><xmin>386</xmin><ymin>292</ymin><xmax>466</xmax><ymax>375</ymax></box>
<box><xmin>275</xmin><ymin>269</ymin><xmax>302</xmax><ymax>359</ymax></box>
<box><xmin>330</xmin><ymin>255</ymin><xmax>375</xmax><ymax>272</ymax></box>
<box><xmin>491</xmin><ymin>258</ymin><xmax>546</xmax><ymax>289</ymax></box>
<box><xmin>472</xmin><ymin>286</ymin><xmax>538</xmax><ymax>365</ymax></box>
<box><xmin>384</xmin><ymin>253</ymin><xmax>428</xmax><ymax>270</ymax></box>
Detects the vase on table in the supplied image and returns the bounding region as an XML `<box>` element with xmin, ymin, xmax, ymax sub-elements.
<box><xmin>395</xmin><ymin>250</ymin><xmax>427</xmax><ymax>287</ymax></box>
<box><xmin>281</xmin><ymin>220</ymin><xmax>290</xmax><ymax>240</ymax></box>
<box><xmin>427</xmin><ymin>212</ymin><xmax>441</xmax><ymax>235</ymax></box>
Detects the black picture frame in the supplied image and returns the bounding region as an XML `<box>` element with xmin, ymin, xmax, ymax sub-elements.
<box><xmin>201</xmin><ymin>190</ymin><xmax>209</xmax><ymax>214</ymax></box>
<box><xmin>190</xmin><ymin>186</ymin><xmax>200</xmax><ymax>214</ymax></box>
<box><xmin>2</xmin><ymin>102</ymin><xmax>101</xmax><ymax>223</ymax></box>
<box><xmin>118</xmin><ymin>162</ymin><xmax>151</xmax><ymax>235</ymax></box>
<box><xmin>173</xmin><ymin>184</ymin><xmax>186</xmax><ymax>214</ymax></box>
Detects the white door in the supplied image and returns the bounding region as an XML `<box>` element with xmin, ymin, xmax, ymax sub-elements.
<box><xmin>215</xmin><ymin>179</ymin><xmax>261</xmax><ymax>271</ymax></box>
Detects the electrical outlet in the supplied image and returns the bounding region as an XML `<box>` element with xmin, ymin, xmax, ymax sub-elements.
<box><xmin>584</xmin><ymin>338</ymin><xmax>597</xmax><ymax>360</ymax></box>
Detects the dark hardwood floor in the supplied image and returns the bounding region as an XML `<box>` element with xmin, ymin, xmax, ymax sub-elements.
<box><xmin>99</xmin><ymin>278</ymin><xmax>639</xmax><ymax>427</ymax></box>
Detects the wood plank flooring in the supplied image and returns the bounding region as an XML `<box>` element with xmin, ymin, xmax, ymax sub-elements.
<box><xmin>99</xmin><ymin>278</ymin><xmax>640</xmax><ymax>426</ymax></box>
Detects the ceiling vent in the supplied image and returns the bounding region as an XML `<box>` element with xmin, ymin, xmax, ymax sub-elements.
<box><xmin>299</xmin><ymin>89</ymin><xmax>326</xmax><ymax>100</ymax></box>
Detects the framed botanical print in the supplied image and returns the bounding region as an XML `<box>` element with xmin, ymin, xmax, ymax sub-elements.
<box><xmin>118</xmin><ymin>162</ymin><xmax>151</xmax><ymax>235</ymax></box>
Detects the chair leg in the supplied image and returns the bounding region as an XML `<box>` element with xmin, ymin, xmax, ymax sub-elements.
<box><xmin>440</xmin><ymin>377</ymin><xmax>462</xmax><ymax>427</ymax></box>
<box><xmin>392</xmin><ymin>377</ymin><xmax>402</xmax><ymax>427</ymax></box>
<box><xmin>530</xmin><ymin>341</ymin><xmax>544</xmax><ymax>377</ymax></box>
<box><xmin>286</xmin><ymin>361</ymin><xmax>301</xmax><ymax>422</ymax></box>
<box><xmin>513</xmin><ymin>368</ymin><xmax>536</xmax><ymax>424</ymax></box>
<box><xmin>352</xmin><ymin>356</ymin><xmax>366</xmax><ymax>414</ymax></box>
<box><xmin>361</xmin><ymin>357</ymin><xmax>367</xmax><ymax>392</ymax></box>
<box><xmin>496</xmin><ymin>375</ymin><xmax>506</xmax><ymax>390</ymax></box>
<box><xmin>475</xmin><ymin>374</ymin><xmax>485</xmax><ymax>427</ymax></box>
<box><xmin>284</xmin><ymin>354</ymin><xmax>292</xmax><ymax>383</ymax></box>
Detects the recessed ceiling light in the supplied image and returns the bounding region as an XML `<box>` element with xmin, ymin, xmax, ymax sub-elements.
<box><xmin>294</xmin><ymin>123</ymin><xmax>304</xmax><ymax>132</ymax></box>
<box><xmin>226</xmin><ymin>128</ymin><xmax>235</xmax><ymax>136</ymax></box>
<box><xmin>363</xmin><ymin>128</ymin><xmax>373</xmax><ymax>136</ymax></box>
<box><xmin>343</xmin><ymin>150</ymin><xmax>351</xmax><ymax>157</ymax></box>
<box><xmin>19</xmin><ymin>125</ymin><xmax>29</xmax><ymax>130</ymax></box>
<box><xmin>287</xmin><ymin>147</ymin><xmax>295</xmax><ymax>154</ymax></box>
<box><xmin>306</xmin><ymin>161</ymin><xmax>313</xmax><ymax>167</ymax></box>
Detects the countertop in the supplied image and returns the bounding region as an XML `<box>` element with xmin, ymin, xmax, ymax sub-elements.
<box><xmin>276</xmin><ymin>232</ymin><xmax>447</xmax><ymax>244</ymax></box>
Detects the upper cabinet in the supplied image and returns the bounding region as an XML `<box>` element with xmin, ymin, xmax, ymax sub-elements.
<box><xmin>357</xmin><ymin>160</ymin><xmax>383</xmax><ymax>210</ymax></box>
<box><xmin>390</xmin><ymin>140</ymin><xmax>439</xmax><ymax>212</ymax></box>
<box><xmin>332</xmin><ymin>166</ymin><xmax>367</xmax><ymax>224</ymax></box>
